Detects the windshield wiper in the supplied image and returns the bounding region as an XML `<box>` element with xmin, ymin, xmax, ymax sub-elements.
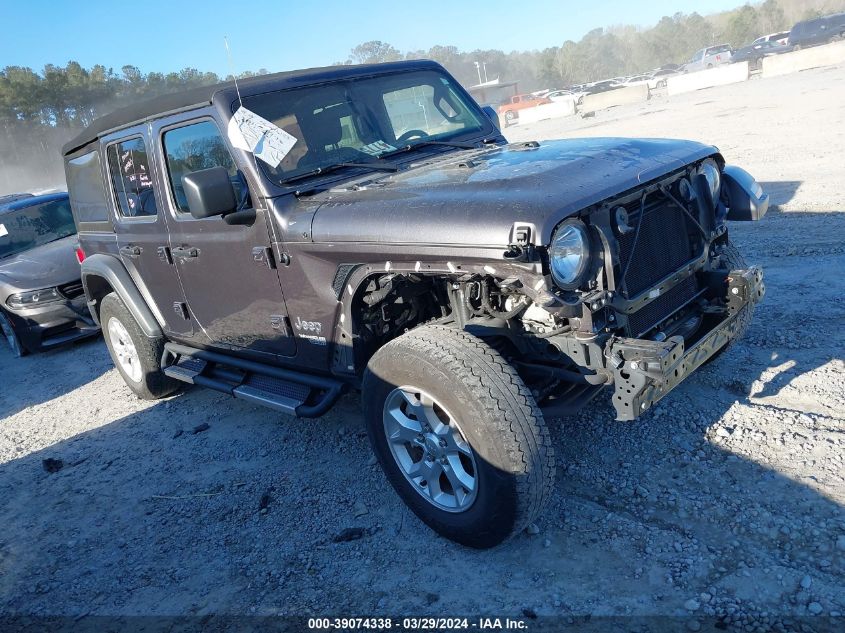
<box><xmin>380</xmin><ymin>139</ymin><xmax>487</xmax><ymax>159</ymax></box>
<box><xmin>282</xmin><ymin>161</ymin><xmax>399</xmax><ymax>185</ymax></box>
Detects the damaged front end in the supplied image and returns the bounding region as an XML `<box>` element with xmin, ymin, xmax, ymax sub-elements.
<box><xmin>604</xmin><ymin>266</ymin><xmax>764</xmax><ymax>420</ymax></box>
<box><xmin>499</xmin><ymin>159</ymin><xmax>768</xmax><ymax>420</ymax></box>
<box><xmin>334</xmin><ymin>155</ymin><xmax>768</xmax><ymax>422</ymax></box>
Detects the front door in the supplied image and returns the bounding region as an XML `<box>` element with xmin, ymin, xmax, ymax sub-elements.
<box><xmin>104</xmin><ymin>128</ymin><xmax>193</xmax><ymax>336</ymax></box>
<box><xmin>153</xmin><ymin>116</ymin><xmax>296</xmax><ymax>358</ymax></box>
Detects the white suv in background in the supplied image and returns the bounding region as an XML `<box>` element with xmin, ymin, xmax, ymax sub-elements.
<box><xmin>684</xmin><ymin>44</ymin><xmax>733</xmax><ymax>72</ymax></box>
<box><xmin>752</xmin><ymin>31</ymin><xmax>790</xmax><ymax>46</ymax></box>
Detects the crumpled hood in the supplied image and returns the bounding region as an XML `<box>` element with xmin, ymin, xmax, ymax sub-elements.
<box><xmin>0</xmin><ymin>235</ymin><xmax>80</xmax><ymax>297</ymax></box>
<box><xmin>310</xmin><ymin>137</ymin><xmax>717</xmax><ymax>246</ymax></box>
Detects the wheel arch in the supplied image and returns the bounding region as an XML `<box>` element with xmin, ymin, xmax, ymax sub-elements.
<box><xmin>330</xmin><ymin>257</ymin><xmax>558</xmax><ymax>377</ymax></box>
<box><xmin>81</xmin><ymin>253</ymin><xmax>163</xmax><ymax>338</ymax></box>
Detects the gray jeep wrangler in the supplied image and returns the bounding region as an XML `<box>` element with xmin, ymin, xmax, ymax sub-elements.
<box><xmin>63</xmin><ymin>60</ymin><xmax>768</xmax><ymax>548</ymax></box>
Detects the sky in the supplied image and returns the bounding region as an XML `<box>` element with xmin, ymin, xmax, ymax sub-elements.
<box><xmin>0</xmin><ymin>0</ymin><xmax>746</xmax><ymax>76</ymax></box>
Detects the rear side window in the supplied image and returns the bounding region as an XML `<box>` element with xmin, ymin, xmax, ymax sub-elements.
<box><xmin>65</xmin><ymin>150</ymin><xmax>109</xmax><ymax>223</ymax></box>
<box><xmin>162</xmin><ymin>120</ymin><xmax>248</xmax><ymax>213</ymax></box>
<box><xmin>106</xmin><ymin>138</ymin><xmax>157</xmax><ymax>218</ymax></box>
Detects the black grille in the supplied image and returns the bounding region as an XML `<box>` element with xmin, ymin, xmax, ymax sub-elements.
<box><xmin>58</xmin><ymin>281</ymin><xmax>84</xmax><ymax>299</ymax></box>
<box><xmin>617</xmin><ymin>196</ymin><xmax>698</xmax><ymax>297</ymax></box>
<box><xmin>627</xmin><ymin>275</ymin><xmax>700</xmax><ymax>337</ymax></box>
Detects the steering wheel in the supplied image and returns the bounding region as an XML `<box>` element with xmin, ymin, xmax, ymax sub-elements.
<box><xmin>396</xmin><ymin>129</ymin><xmax>430</xmax><ymax>143</ymax></box>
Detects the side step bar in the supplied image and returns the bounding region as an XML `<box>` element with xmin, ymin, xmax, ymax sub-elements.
<box><xmin>161</xmin><ymin>342</ymin><xmax>347</xmax><ymax>418</ymax></box>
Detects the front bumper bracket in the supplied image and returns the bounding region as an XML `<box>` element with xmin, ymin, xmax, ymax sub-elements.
<box><xmin>608</xmin><ymin>266</ymin><xmax>764</xmax><ymax>421</ymax></box>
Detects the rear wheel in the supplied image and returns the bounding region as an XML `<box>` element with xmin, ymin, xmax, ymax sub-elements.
<box><xmin>363</xmin><ymin>324</ymin><xmax>555</xmax><ymax>548</ymax></box>
<box><xmin>0</xmin><ymin>310</ymin><xmax>26</xmax><ymax>358</ymax></box>
<box><xmin>100</xmin><ymin>293</ymin><xmax>179</xmax><ymax>400</ymax></box>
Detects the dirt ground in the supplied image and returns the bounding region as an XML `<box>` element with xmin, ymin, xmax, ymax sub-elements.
<box><xmin>1</xmin><ymin>65</ymin><xmax>843</xmax><ymax>629</ymax></box>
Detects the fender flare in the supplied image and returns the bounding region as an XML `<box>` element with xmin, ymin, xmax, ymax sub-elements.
<box><xmin>81</xmin><ymin>253</ymin><xmax>163</xmax><ymax>338</ymax></box>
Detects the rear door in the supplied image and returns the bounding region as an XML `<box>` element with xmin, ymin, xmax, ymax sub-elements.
<box><xmin>103</xmin><ymin>128</ymin><xmax>193</xmax><ymax>336</ymax></box>
<box><xmin>153</xmin><ymin>114</ymin><xmax>296</xmax><ymax>359</ymax></box>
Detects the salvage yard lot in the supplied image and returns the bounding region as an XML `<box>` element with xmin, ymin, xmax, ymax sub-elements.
<box><xmin>1</xmin><ymin>65</ymin><xmax>843</xmax><ymax>626</ymax></box>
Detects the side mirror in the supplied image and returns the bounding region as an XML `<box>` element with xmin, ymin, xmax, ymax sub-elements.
<box><xmin>722</xmin><ymin>165</ymin><xmax>769</xmax><ymax>221</ymax></box>
<box><xmin>182</xmin><ymin>167</ymin><xmax>237</xmax><ymax>220</ymax></box>
<box><xmin>481</xmin><ymin>105</ymin><xmax>501</xmax><ymax>132</ymax></box>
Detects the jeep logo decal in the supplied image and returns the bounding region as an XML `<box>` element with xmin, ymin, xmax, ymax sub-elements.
<box><xmin>294</xmin><ymin>316</ymin><xmax>322</xmax><ymax>334</ymax></box>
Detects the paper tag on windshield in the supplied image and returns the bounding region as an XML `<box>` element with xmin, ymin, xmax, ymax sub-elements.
<box><xmin>227</xmin><ymin>106</ymin><xmax>297</xmax><ymax>168</ymax></box>
<box><xmin>359</xmin><ymin>140</ymin><xmax>397</xmax><ymax>156</ymax></box>
<box><xmin>0</xmin><ymin>224</ymin><xmax>7</xmax><ymax>238</ymax></box>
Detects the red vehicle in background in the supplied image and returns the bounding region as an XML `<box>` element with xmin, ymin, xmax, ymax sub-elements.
<box><xmin>497</xmin><ymin>93</ymin><xmax>551</xmax><ymax>125</ymax></box>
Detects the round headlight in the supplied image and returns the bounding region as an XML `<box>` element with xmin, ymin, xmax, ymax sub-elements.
<box><xmin>549</xmin><ymin>221</ymin><xmax>590</xmax><ymax>288</ymax></box>
<box><xmin>698</xmin><ymin>159</ymin><xmax>721</xmax><ymax>199</ymax></box>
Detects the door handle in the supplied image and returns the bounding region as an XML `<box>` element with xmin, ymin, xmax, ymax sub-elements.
<box><xmin>172</xmin><ymin>246</ymin><xmax>199</xmax><ymax>259</ymax></box>
<box><xmin>119</xmin><ymin>245</ymin><xmax>142</xmax><ymax>257</ymax></box>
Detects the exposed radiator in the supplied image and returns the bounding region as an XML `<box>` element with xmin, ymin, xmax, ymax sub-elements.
<box><xmin>616</xmin><ymin>195</ymin><xmax>699</xmax><ymax>297</ymax></box>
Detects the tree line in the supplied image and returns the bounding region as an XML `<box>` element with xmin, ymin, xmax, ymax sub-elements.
<box><xmin>1</xmin><ymin>0</ymin><xmax>842</xmax><ymax>193</ymax></box>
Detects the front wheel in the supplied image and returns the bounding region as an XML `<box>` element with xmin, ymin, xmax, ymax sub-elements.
<box><xmin>0</xmin><ymin>310</ymin><xmax>26</xmax><ymax>358</ymax></box>
<box><xmin>363</xmin><ymin>324</ymin><xmax>555</xmax><ymax>548</ymax></box>
<box><xmin>504</xmin><ymin>110</ymin><xmax>516</xmax><ymax>124</ymax></box>
<box><xmin>100</xmin><ymin>293</ymin><xmax>179</xmax><ymax>400</ymax></box>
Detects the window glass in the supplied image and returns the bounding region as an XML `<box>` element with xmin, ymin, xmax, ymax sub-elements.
<box><xmin>240</xmin><ymin>69</ymin><xmax>489</xmax><ymax>186</ymax></box>
<box><xmin>66</xmin><ymin>151</ymin><xmax>109</xmax><ymax>223</ymax></box>
<box><xmin>107</xmin><ymin>138</ymin><xmax>157</xmax><ymax>217</ymax></box>
<box><xmin>162</xmin><ymin>120</ymin><xmax>248</xmax><ymax>213</ymax></box>
<box><xmin>0</xmin><ymin>197</ymin><xmax>76</xmax><ymax>260</ymax></box>
<box><xmin>382</xmin><ymin>83</ymin><xmax>469</xmax><ymax>140</ymax></box>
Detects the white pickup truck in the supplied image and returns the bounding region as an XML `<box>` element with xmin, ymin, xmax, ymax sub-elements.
<box><xmin>684</xmin><ymin>44</ymin><xmax>733</xmax><ymax>72</ymax></box>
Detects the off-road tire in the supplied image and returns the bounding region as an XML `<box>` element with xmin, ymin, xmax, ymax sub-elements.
<box><xmin>0</xmin><ymin>310</ymin><xmax>26</xmax><ymax>358</ymax></box>
<box><xmin>363</xmin><ymin>324</ymin><xmax>555</xmax><ymax>548</ymax></box>
<box><xmin>100</xmin><ymin>293</ymin><xmax>179</xmax><ymax>400</ymax></box>
<box><xmin>707</xmin><ymin>241</ymin><xmax>754</xmax><ymax>364</ymax></box>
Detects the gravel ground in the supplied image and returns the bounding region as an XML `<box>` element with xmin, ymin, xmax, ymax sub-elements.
<box><xmin>1</xmin><ymin>65</ymin><xmax>843</xmax><ymax>629</ymax></box>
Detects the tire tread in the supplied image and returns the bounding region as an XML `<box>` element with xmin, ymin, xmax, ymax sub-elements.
<box><xmin>366</xmin><ymin>323</ymin><xmax>554</xmax><ymax>545</ymax></box>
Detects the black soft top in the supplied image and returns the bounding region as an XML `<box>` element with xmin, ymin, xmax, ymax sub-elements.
<box><xmin>62</xmin><ymin>60</ymin><xmax>441</xmax><ymax>157</ymax></box>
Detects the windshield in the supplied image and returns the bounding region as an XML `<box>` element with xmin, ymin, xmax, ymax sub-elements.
<box><xmin>0</xmin><ymin>197</ymin><xmax>76</xmax><ymax>259</ymax></box>
<box><xmin>240</xmin><ymin>69</ymin><xmax>490</xmax><ymax>186</ymax></box>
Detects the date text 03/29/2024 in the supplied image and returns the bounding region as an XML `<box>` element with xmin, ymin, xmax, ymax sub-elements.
<box><xmin>307</xmin><ymin>617</ymin><xmax>529</xmax><ymax>630</ymax></box>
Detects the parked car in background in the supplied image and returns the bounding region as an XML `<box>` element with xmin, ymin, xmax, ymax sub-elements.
<box><xmin>649</xmin><ymin>68</ymin><xmax>680</xmax><ymax>87</ymax></box>
<box><xmin>0</xmin><ymin>193</ymin><xmax>33</xmax><ymax>207</ymax></box>
<box><xmin>582</xmin><ymin>80</ymin><xmax>620</xmax><ymax>95</ymax></box>
<box><xmin>789</xmin><ymin>13</ymin><xmax>845</xmax><ymax>49</ymax></box>
<box><xmin>0</xmin><ymin>192</ymin><xmax>98</xmax><ymax>357</ymax></box>
<box><xmin>732</xmin><ymin>40</ymin><xmax>793</xmax><ymax>68</ymax></box>
<box><xmin>619</xmin><ymin>73</ymin><xmax>671</xmax><ymax>90</ymax></box>
<box><xmin>684</xmin><ymin>44</ymin><xmax>733</xmax><ymax>72</ymax></box>
<box><xmin>497</xmin><ymin>93</ymin><xmax>551</xmax><ymax>125</ymax></box>
<box><xmin>546</xmin><ymin>89</ymin><xmax>585</xmax><ymax>104</ymax></box>
<box><xmin>752</xmin><ymin>31</ymin><xmax>790</xmax><ymax>46</ymax></box>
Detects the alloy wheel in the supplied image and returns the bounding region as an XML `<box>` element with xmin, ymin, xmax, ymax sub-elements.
<box><xmin>382</xmin><ymin>386</ymin><xmax>478</xmax><ymax>512</ymax></box>
<box><xmin>107</xmin><ymin>316</ymin><xmax>142</xmax><ymax>383</ymax></box>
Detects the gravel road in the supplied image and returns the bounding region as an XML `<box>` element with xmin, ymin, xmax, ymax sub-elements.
<box><xmin>1</xmin><ymin>65</ymin><xmax>843</xmax><ymax>630</ymax></box>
